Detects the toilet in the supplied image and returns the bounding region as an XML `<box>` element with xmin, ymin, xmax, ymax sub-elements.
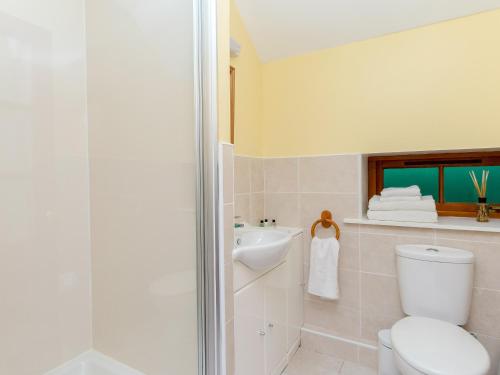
<box><xmin>378</xmin><ymin>244</ymin><xmax>490</xmax><ymax>375</ymax></box>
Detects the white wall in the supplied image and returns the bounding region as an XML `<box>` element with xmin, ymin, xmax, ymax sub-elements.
<box><xmin>0</xmin><ymin>1</ymin><xmax>92</xmax><ymax>374</ymax></box>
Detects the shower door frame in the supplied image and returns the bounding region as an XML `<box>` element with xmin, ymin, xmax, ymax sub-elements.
<box><xmin>194</xmin><ymin>0</ymin><xmax>223</xmax><ymax>375</ymax></box>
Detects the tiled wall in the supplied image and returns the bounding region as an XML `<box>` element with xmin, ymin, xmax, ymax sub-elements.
<box><xmin>234</xmin><ymin>153</ymin><xmax>500</xmax><ymax>374</ymax></box>
<box><xmin>222</xmin><ymin>144</ymin><xmax>235</xmax><ymax>375</ymax></box>
<box><xmin>234</xmin><ymin>157</ymin><xmax>265</xmax><ymax>226</ymax></box>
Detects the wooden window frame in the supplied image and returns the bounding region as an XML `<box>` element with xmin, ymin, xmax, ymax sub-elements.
<box><xmin>368</xmin><ymin>151</ymin><xmax>500</xmax><ymax>218</ymax></box>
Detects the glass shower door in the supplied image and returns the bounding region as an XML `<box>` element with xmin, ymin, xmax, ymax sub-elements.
<box><xmin>0</xmin><ymin>1</ymin><xmax>217</xmax><ymax>374</ymax></box>
<box><xmin>86</xmin><ymin>0</ymin><xmax>202</xmax><ymax>374</ymax></box>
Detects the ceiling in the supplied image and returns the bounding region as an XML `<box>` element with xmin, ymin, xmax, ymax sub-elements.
<box><xmin>234</xmin><ymin>0</ymin><xmax>500</xmax><ymax>62</ymax></box>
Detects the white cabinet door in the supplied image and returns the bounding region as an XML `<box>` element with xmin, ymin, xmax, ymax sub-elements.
<box><xmin>287</xmin><ymin>234</ymin><xmax>304</xmax><ymax>351</ymax></box>
<box><xmin>234</xmin><ymin>232</ymin><xmax>304</xmax><ymax>375</ymax></box>
<box><xmin>264</xmin><ymin>263</ymin><xmax>288</xmax><ymax>375</ymax></box>
<box><xmin>234</xmin><ymin>278</ymin><xmax>266</xmax><ymax>375</ymax></box>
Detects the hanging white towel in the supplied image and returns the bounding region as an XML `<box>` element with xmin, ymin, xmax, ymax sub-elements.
<box><xmin>308</xmin><ymin>237</ymin><xmax>339</xmax><ymax>300</ymax></box>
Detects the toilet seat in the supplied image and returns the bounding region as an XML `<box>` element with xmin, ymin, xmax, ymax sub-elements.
<box><xmin>391</xmin><ymin>316</ymin><xmax>490</xmax><ymax>375</ymax></box>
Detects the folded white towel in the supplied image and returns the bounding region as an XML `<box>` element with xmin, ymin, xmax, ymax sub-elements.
<box><xmin>367</xmin><ymin>210</ymin><xmax>438</xmax><ymax>223</ymax></box>
<box><xmin>308</xmin><ymin>237</ymin><xmax>339</xmax><ymax>300</ymax></box>
<box><xmin>380</xmin><ymin>196</ymin><xmax>421</xmax><ymax>202</ymax></box>
<box><xmin>380</xmin><ymin>185</ymin><xmax>421</xmax><ymax>197</ymax></box>
<box><xmin>369</xmin><ymin>195</ymin><xmax>436</xmax><ymax>212</ymax></box>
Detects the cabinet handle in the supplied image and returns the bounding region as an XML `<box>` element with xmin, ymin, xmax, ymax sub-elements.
<box><xmin>268</xmin><ymin>323</ymin><xmax>274</xmax><ymax>328</ymax></box>
<box><xmin>257</xmin><ymin>329</ymin><xmax>266</xmax><ymax>336</ymax></box>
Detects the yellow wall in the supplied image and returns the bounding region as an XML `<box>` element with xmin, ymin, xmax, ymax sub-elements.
<box><xmin>218</xmin><ymin>0</ymin><xmax>231</xmax><ymax>143</ymax></box>
<box><xmin>230</xmin><ymin>0</ymin><xmax>263</xmax><ymax>156</ymax></box>
<box><xmin>262</xmin><ymin>10</ymin><xmax>500</xmax><ymax>157</ymax></box>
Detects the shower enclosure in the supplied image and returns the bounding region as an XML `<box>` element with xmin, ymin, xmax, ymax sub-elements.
<box><xmin>0</xmin><ymin>1</ymin><xmax>220</xmax><ymax>374</ymax></box>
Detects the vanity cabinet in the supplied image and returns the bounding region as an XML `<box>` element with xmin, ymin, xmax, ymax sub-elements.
<box><xmin>234</xmin><ymin>232</ymin><xmax>303</xmax><ymax>375</ymax></box>
<box><xmin>286</xmin><ymin>234</ymin><xmax>304</xmax><ymax>349</ymax></box>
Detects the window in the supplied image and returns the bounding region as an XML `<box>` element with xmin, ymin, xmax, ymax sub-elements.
<box><xmin>368</xmin><ymin>151</ymin><xmax>500</xmax><ymax>217</ymax></box>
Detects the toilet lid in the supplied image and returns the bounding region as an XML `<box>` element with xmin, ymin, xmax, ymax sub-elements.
<box><xmin>391</xmin><ymin>317</ymin><xmax>490</xmax><ymax>375</ymax></box>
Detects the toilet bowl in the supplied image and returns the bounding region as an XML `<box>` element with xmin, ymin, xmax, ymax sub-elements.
<box><xmin>391</xmin><ymin>316</ymin><xmax>490</xmax><ymax>375</ymax></box>
<box><xmin>375</xmin><ymin>244</ymin><xmax>492</xmax><ymax>375</ymax></box>
<box><xmin>377</xmin><ymin>318</ymin><xmax>490</xmax><ymax>375</ymax></box>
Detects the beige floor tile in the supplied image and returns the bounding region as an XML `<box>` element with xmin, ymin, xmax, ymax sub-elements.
<box><xmin>285</xmin><ymin>348</ymin><xmax>343</xmax><ymax>375</ymax></box>
<box><xmin>284</xmin><ymin>348</ymin><xmax>376</xmax><ymax>375</ymax></box>
<box><xmin>340</xmin><ymin>360</ymin><xmax>377</xmax><ymax>375</ymax></box>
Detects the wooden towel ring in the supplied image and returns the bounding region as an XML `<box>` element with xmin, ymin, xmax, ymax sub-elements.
<box><xmin>310</xmin><ymin>210</ymin><xmax>341</xmax><ymax>239</ymax></box>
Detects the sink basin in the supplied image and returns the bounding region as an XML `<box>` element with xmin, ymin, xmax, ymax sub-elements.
<box><xmin>233</xmin><ymin>228</ymin><xmax>292</xmax><ymax>271</ymax></box>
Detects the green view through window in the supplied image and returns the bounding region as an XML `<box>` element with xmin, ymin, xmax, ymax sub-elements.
<box><xmin>444</xmin><ymin>166</ymin><xmax>500</xmax><ymax>203</ymax></box>
<box><xmin>383</xmin><ymin>167</ymin><xmax>439</xmax><ymax>201</ymax></box>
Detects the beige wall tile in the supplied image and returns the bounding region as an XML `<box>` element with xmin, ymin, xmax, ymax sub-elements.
<box><xmin>222</xmin><ymin>145</ymin><xmax>234</xmax><ymax>204</ymax></box>
<box><xmin>361</xmin><ymin>273</ymin><xmax>403</xmax><ymax>318</ymax></box>
<box><xmin>300</xmin><ymin>330</ymin><xmax>358</xmax><ymax>362</ymax></box>
<box><xmin>360</xmin><ymin>234</ymin><xmax>398</xmax><ymax>276</ymax></box>
<box><xmin>476</xmin><ymin>334</ymin><xmax>500</xmax><ymax>375</ymax></box>
<box><xmin>361</xmin><ymin>310</ymin><xmax>401</xmax><ymax>344</ymax></box>
<box><xmin>224</xmin><ymin>204</ymin><xmax>234</xmax><ymax>264</ymax></box>
<box><xmin>435</xmin><ymin>238</ymin><xmax>500</xmax><ymax>290</ymax></box>
<box><xmin>467</xmin><ymin>288</ymin><xmax>500</xmax><ymax>338</ymax></box>
<box><xmin>250</xmin><ymin>158</ymin><xmax>265</xmax><ymax>193</ymax></box>
<box><xmin>299</xmin><ymin>155</ymin><xmax>359</xmax><ymax>193</ymax></box>
<box><xmin>300</xmin><ymin>193</ymin><xmax>359</xmax><ymax>233</ymax></box>
<box><xmin>338</xmin><ymin>269</ymin><xmax>361</xmax><ymax>309</ymax></box>
<box><xmin>360</xmin><ymin>234</ymin><xmax>435</xmax><ymax>276</ymax></box>
<box><xmin>358</xmin><ymin>346</ymin><xmax>378</xmax><ymax>370</ymax></box>
<box><xmin>225</xmin><ymin>262</ymin><xmax>234</xmax><ymax>322</ymax></box>
<box><xmin>304</xmin><ymin>299</ymin><xmax>361</xmax><ymax>339</ymax></box>
<box><xmin>436</xmin><ymin>229</ymin><xmax>500</xmax><ymax>244</ymax></box>
<box><xmin>340</xmin><ymin>232</ymin><xmax>361</xmax><ymax>271</ymax></box>
<box><xmin>249</xmin><ymin>193</ymin><xmax>265</xmax><ymax>225</ymax></box>
<box><xmin>234</xmin><ymin>156</ymin><xmax>251</xmax><ymax>194</ymax></box>
<box><xmin>235</xmin><ymin>194</ymin><xmax>250</xmax><ymax>223</ymax></box>
<box><xmin>359</xmin><ymin>224</ymin><xmax>435</xmax><ymax>239</ymax></box>
<box><xmin>265</xmin><ymin>193</ymin><xmax>300</xmax><ymax>227</ymax></box>
<box><xmin>265</xmin><ymin>158</ymin><xmax>299</xmax><ymax>193</ymax></box>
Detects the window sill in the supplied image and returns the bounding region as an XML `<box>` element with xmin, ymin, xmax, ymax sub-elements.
<box><xmin>344</xmin><ymin>216</ymin><xmax>500</xmax><ymax>233</ymax></box>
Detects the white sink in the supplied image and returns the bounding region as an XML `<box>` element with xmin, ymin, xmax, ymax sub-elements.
<box><xmin>233</xmin><ymin>228</ymin><xmax>292</xmax><ymax>271</ymax></box>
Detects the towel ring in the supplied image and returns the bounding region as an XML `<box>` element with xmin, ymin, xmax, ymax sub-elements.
<box><xmin>310</xmin><ymin>210</ymin><xmax>341</xmax><ymax>239</ymax></box>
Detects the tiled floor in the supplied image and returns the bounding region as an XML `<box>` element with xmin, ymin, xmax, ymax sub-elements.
<box><xmin>283</xmin><ymin>347</ymin><xmax>377</xmax><ymax>375</ymax></box>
